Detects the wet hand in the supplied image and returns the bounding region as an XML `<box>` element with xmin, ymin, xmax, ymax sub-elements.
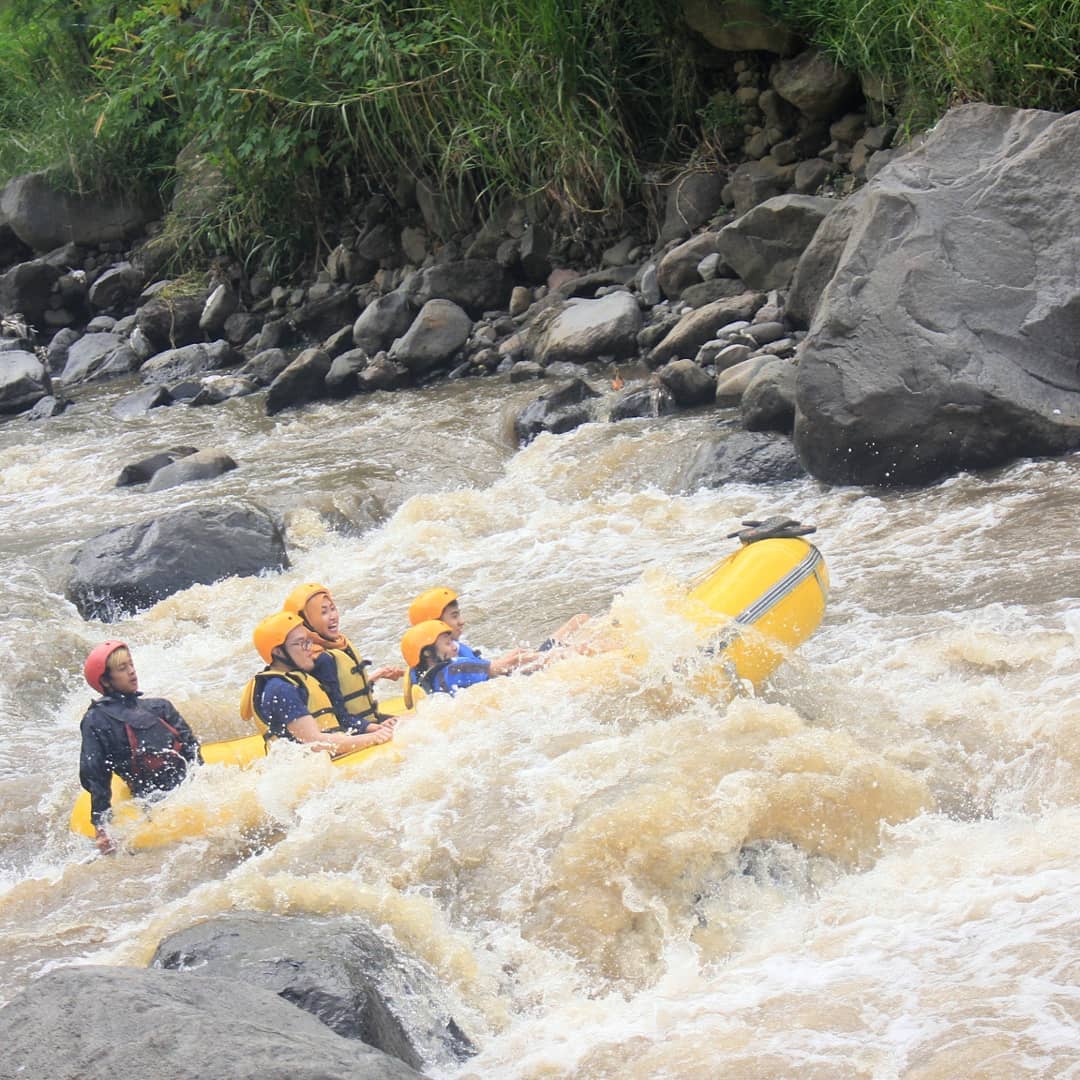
<box><xmin>94</xmin><ymin>828</ymin><xmax>116</xmax><ymax>856</ymax></box>
<box><xmin>370</xmin><ymin>665</ymin><xmax>405</xmax><ymax>682</ymax></box>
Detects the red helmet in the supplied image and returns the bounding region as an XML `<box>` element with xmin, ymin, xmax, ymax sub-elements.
<box><xmin>84</xmin><ymin>640</ymin><xmax>128</xmax><ymax>693</ymax></box>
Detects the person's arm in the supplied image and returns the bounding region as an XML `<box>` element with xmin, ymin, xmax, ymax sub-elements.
<box><xmin>488</xmin><ymin>649</ymin><xmax>540</xmax><ymax>676</ymax></box>
<box><xmin>368</xmin><ymin>664</ymin><xmax>405</xmax><ymax>682</ymax></box>
<box><xmin>78</xmin><ymin>714</ymin><xmax>117</xmax><ymax>854</ymax></box>
<box><xmin>285</xmin><ymin>713</ymin><xmax>393</xmax><ymax>755</ymax></box>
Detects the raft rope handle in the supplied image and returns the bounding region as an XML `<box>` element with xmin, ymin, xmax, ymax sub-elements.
<box><xmin>727</xmin><ymin>516</ymin><xmax>817</xmax><ymax>545</ymax></box>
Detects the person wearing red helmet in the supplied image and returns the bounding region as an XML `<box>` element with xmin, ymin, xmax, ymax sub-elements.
<box><xmin>79</xmin><ymin>641</ymin><xmax>202</xmax><ymax>854</ymax></box>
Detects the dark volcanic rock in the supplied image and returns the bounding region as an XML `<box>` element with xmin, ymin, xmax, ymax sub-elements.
<box><xmin>681</xmin><ymin>429</ymin><xmax>806</xmax><ymax>488</ymax></box>
<box><xmin>67</xmin><ymin>504</ymin><xmax>288</xmax><ymax>620</ymax></box>
<box><xmin>513</xmin><ymin>377</ymin><xmax>600</xmax><ymax>445</ymax></box>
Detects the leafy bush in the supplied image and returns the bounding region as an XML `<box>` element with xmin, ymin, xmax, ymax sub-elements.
<box><xmin>767</xmin><ymin>0</ymin><xmax>1080</xmax><ymax>129</ymax></box>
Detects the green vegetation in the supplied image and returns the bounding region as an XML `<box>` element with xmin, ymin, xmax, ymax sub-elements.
<box><xmin>0</xmin><ymin>0</ymin><xmax>1076</xmax><ymax>275</ymax></box>
<box><xmin>767</xmin><ymin>0</ymin><xmax>1079</xmax><ymax>130</ymax></box>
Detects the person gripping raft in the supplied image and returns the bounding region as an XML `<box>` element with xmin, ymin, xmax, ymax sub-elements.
<box><xmin>246</xmin><ymin>610</ymin><xmax>394</xmax><ymax>755</ymax></box>
<box><xmin>79</xmin><ymin>641</ymin><xmax>202</xmax><ymax>854</ymax></box>
<box><xmin>282</xmin><ymin>582</ymin><xmax>404</xmax><ymax>733</ymax></box>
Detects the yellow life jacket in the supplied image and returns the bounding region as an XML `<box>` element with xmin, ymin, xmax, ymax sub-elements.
<box><xmin>319</xmin><ymin>636</ymin><xmax>381</xmax><ymax>726</ymax></box>
<box><xmin>239</xmin><ymin>668</ymin><xmax>337</xmax><ymax>738</ymax></box>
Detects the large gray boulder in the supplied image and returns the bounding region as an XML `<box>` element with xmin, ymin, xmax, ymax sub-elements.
<box><xmin>514</xmin><ymin>377</ymin><xmax>600</xmax><ymax>445</ymax></box>
<box><xmin>0</xmin><ymin>258</ymin><xmax>61</xmax><ymax>327</ymax></box>
<box><xmin>795</xmin><ymin>104</ymin><xmax>1080</xmax><ymax>485</ymax></box>
<box><xmin>0</xmin><ymin>350</ymin><xmax>50</xmax><ymax>414</ymax></box>
<box><xmin>388</xmin><ymin>299</ymin><xmax>472</xmax><ymax>374</ymax></box>
<box><xmin>353</xmin><ymin>292</ymin><xmax>416</xmax><ymax>354</ymax></box>
<box><xmin>648</xmin><ymin>292</ymin><xmax>764</xmax><ymax>366</ymax></box>
<box><xmin>681</xmin><ymin>429</ymin><xmax>806</xmax><ymax>488</ymax></box>
<box><xmin>151</xmin><ymin>913</ymin><xmax>473</xmax><ymax>1072</ymax></box>
<box><xmin>67</xmin><ymin>503</ymin><xmax>288</xmax><ymax>620</ymax></box>
<box><xmin>146</xmin><ymin>448</ymin><xmax>238</xmax><ymax>492</ymax></box>
<box><xmin>403</xmin><ymin>259</ymin><xmax>514</xmax><ymax>317</ymax></box>
<box><xmin>140</xmin><ymin>340</ymin><xmax>241</xmax><ymax>384</ymax></box>
<box><xmin>0</xmin><ymin>171</ymin><xmax>157</xmax><ymax>252</ymax></box>
<box><xmin>59</xmin><ymin>332</ymin><xmax>137</xmax><ymax>385</ymax></box>
<box><xmin>265</xmin><ymin>346</ymin><xmax>333</xmax><ymax>414</ymax></box>
<box><xmin>786</xmin><ymin>187</ymin><xmax>868</xmax><ymax>329</ymax></box>
<box><xmin>716</xmin><ymin>194</ymin><xmax>835</xmax><ymax>291</ymax></box>
<box><xmin>533</xmin><ymin>291</ymin><xmax>642</xmax><ymax>365</ymax></box>
<box><xmin>0</xmin><ymin>967</ymin><xmax>421</xmax><ymax>1080</ymax></box>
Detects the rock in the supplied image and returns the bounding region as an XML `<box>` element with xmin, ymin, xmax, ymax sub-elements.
<box><xmin>357</xmin><ymin>355</ymin><xmax>409</xmax><ymax>393</ymax></box>
<box><xmin>682</xmin><ymin>0</ymin><xmax>801</xmax><ymax>54</ymax></box>
<box><xmin>0</xmin><ymin>258</ymin><xmax>61</xmax><ymax>327</ymax></box>
<box><xmin>115</xmin><ymin>447</ymin><xmax>198</xmax><ymax>487</ymax></box>
<box><xmin>24</xmin><ymin>393</ymin><xmax>70</xmax><ymax>421</ymax></box>
<box><xmin>403</xmin><ymin>260</ymin><xmax>514</xmax><ymax>317</ymax></box>
<box><xmin>509</xmin><ymin>286</ymin><xmax>532</xmax><ymax>317</ymax></box>
<box><xmin>0</xmin><ymin>967</ymin><xmax>422</xmax><ymax>1080</ymax></box>
<box><xmin>660</xmin><ymin>171</ymin><xmax>727</xmax><ymax>243</ymax></box>
<box><xmin>509</xmin><ymin>360</ymin><xmax>544</xmax><ymax>382</ymax></box>
<box><xmin>771</xmin><ymin>48</ymin><xmax>860</xmax><ymax>119</ymax></box>
<box><xmin>140</xmin><ymin>340</ymin><xmax>242</xmax><ymax>384</ymax></box>
<box><xmin>111</xmin><ymin>385</ymin><xmax>175</xmax><ymax>420</ymax></box>
<box><xmin>0</xmin><ymin>350</ymin><xmax>50</xmax><ymax>414</ymax></box>
<box><xmin>728</xmin><ymin>160</ymin><xmax>793</xmax><ymax>216</ymax></box>
<box><xmin>399</xmin><ymin>226</ymin><xmax>429</xmax><ymax>266</ymax></box>
<box><xmin>746</xmin><ymin>321</ymin><xmax>787</xmax><ymax>344</ymax></box>
<box><xmin>239</xmin><ymin>347</ymin><xmax>293</xmax><ymax>387</ymax></box>
<box><xmin>679</xmin><ymin>277</ymin><xmax>753</xmax><ymax>309</ymax></box>
<box><xmin>513</xmin><ymin>378</ymin><xmax>599</xmax><ymax>445</ymax></box>
<box><xmin>638</xmin><ymin>262</ymin><xmax>661</xmax><ymax>307</ymax></box>
<box><xmin>716</xmin><ymin>194</ymin><xmax>834</xmax><ymax>290</ymax></box>
<box><xmin>322</xmin><ymin>324</ymin><xmax>355</xmax><ymax>359</ymax></box>
<box><xmin>0</xmin><ymin>171</ymin><xmax>157</xmax><ymax>251</ymax></box>
<box><xmin>266</xmin><ymin>347</ymin><xmax>333</xmax><ymax>415</ymax></box>
<box><xmin>85</xmin><ymin>315</ymin><xmax>117</xmax><ymax>333</ymax></box>
<box><xmin>44</xmin><ymin>327</ymin><xmax>79</xmax><ymax>375</ymax></box>
<box><xmin>58</xmin><ymin>332</ymin><xmax>130</xmax><ymax>385</ymax></box>
<box><xmin>67</xmin><ymin>503</ymin><xmax>289</xmax><ymax>620</ymax></box>
<box><xmin>223</xmin><ymin>311</ymin><xmax>262</xmax><ymax>347</ymax></box>
<box><xmin>658</xmin><ymin>359</ymin><xmax>717</xmax><ymax>406</ymax></box>
<box><xmin>708</xmin><ymin>342</ymin><xmax>754</xmax><ymax>371</ymax></box>
<box><xmin>716</xmin><ymin>355</ymin><xmax>772</xmax><ymax>404</ymax></box>
<box><xmin>609</xmin><ymin>384</ymin><xmax>679</xmax><ymax>421</ymax></box>
<box><xmin>326</xmin><ymin>348</ymin><xmax>370</xmax><ymax>397</ymax></box>
<box><xmin>649</xmin><ymin>292</ymin><xmax>764</xmax><ymax>366</ymax></box>
<box><xmin>519</xmin><ymin>225</ymin><xmax>553</xmax><ymax>283</ymax></box>
<box><xmin>353</xmin><ymin>292</ymin><xmax>416</xmax><ymax>354</ymax></box>
<box><xmin>136</xmin><ymin>293</ymin><xmax>205</xmax><ymax>353</ymax></box>
<box><xmin>533</xmin><ymin>292</ymin><xmax>642</xmax><ymax>366</ymax></box>
<box><xmin>741</xmin><ymin>357</ymin><xmax>798</xmax><ymax>431</ymax></box>
<box><xmin>656</xmin><ymin>232</ymin><xmax>727</xmax><ymax>300</ymax></box>
<box><xmin>199</xmin><ymin>282</ymin><xmax>239</xmax><ymax>336</ymax></box>
<box><xmin>146</xmin><ymin>448</ymin><xmax>238</xmax><ymax>492</ymax></box>
<box><xmin>793</xmin><ymin>157</ymin><xmax>832</xmax><ymax>194</ymax></box>
<box><xmin>796</xmin><ymin>104</ymin><xmax>1080</xmax><ymax>484</ymax></box>
<box><xmin>188</xmin><ymin>374</ymin><xmax>259</xmax><ymax>406</ymax></box>
<box><xmin>389</xmin><ymin>299</ymin><xmax>471</xmax><ymax>375</ymax></box>
<box><xmin>151</xmin><ymin>913</ymin><xmax>473</xmax><ymax>1072</ymax></box>
<box><xmin>786</xmin><ymin>187</ymin><xmax>868</xmax><ymax>329</ymax></box>
<box><xmin>87</xmin><ymin>262</ymin><xmax>146</xmax><ymax>312</ymax></box>
<box><xmin>293</xmin><ymin>287</ymin><xmax>359</xmax><ymax>339</ymax></box>
<box><xmin>681</xmin><ymin>429</ymin><xmax>806</xmax><ymax>488</ymax></box>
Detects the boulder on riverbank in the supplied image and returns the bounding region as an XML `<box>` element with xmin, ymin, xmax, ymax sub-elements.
<box><xmin>0</xmin><ymin>967</ymin><xmax>421</xmax><ymax>1080</ymax></box>
<box><xmin>67</xmin><ymin>503</ymin><xmax>288</xmax><ymax>620</ymax></box>
<box><xmin>794</xmin><ymin>104</ymin><xmax>1080</xmax><ymax>485</ymax></box>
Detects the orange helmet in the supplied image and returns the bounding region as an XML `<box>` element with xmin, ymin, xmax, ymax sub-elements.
<box><xmin>253</xmin><ymin>611</ymin><xmax>307</xmax><ymax>664</ymax></box>
<box><xmin>84</xmin><ymin>640</ymin><xmax>128</xmax><ymax>693</ymax></box>
<box><xmin>282</xmin><ymin>582</ymin><xmax>332</xmax><ymax>622</ymax></box>
<box><xmin>408</xmin><ymin>587</ymin><xmax>458</xmax><ymax>625</ymax></box>
<box><xmin>401</xmin><ymin>619</ymin><xmax>453</xmax><ymax>669</ymax></box>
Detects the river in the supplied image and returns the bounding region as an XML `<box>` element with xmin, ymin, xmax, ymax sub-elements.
<box><xmin>1</xmin><ymin>371</ymin><xmax>1077</xmax><ymax>1077</ymax></box>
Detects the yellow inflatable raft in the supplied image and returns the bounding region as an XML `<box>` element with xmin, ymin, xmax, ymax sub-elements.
<box><xmin>69</xmin><ymin>519</ymin><xmax>828</xmax><ymax>849</ymax></box>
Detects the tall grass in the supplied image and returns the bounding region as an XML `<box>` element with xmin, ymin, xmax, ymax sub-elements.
<box><xmin>767</xmin><ymin>0</ymin><xmax>1080</xmax><ymax>130</ymax></box>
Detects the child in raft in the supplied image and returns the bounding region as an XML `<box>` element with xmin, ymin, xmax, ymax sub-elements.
<box><xmin>282</xmin><ymin>582</ymin><xmax>404</xmax><ymax>733</ymax></box>
<box><xmin>401</xmin><ymin>620</ymin><xmax>538</xmax><ymax>697</ymax></box>
<box><xmin>248</xmin><ymin>610</ymin><xmax>394</xmax><ymax>753</ymax></box>
<box><xmin>407</xmin><ymin>585</ymin><xmax>591</xmax><ymax>663</ymax></box>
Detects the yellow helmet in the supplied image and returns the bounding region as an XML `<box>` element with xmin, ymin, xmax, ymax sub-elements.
<box><xmin>253</xmin><ymin>610</ymin><xmax>307</xmax><ymax>664</ymax></box>
<box><xmin>401</xmin><ymin>619</ymin><xmax>453</xmax><ymax>669</ymax></box>
<box><xmin>408</xmin><ymin>586</ymin><xmax>458</xmax><ymax>625</ymax></box>
<box><xmin>282</xmin><ymin>582</ymin><xmax>332</xmax><ymax>621</ymax></box>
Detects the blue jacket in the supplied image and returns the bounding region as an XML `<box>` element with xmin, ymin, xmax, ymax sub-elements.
<box><xmin>419</xmin><ymin>657</ymin><xmax>493</xmax><ymax>695</ymax></box>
